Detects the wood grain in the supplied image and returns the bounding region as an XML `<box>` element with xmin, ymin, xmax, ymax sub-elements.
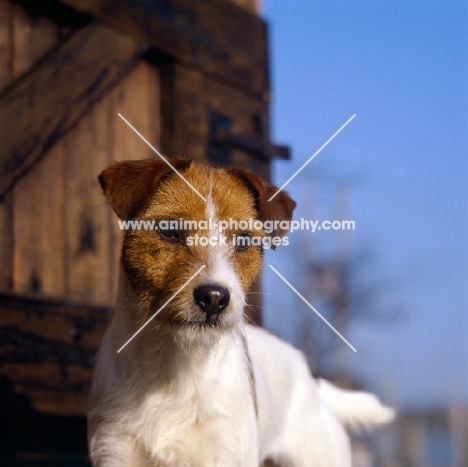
<box><xmin>13</xmin><ymin>144</ymin><xmax>66</xmax><ymax>296</ymax></box>
<box><xmin>0</xmin><ymin>291</ymin><xmax>112</xmax><ymax>415</ymax></box>
<box><xmin>12</xmin><ymin>2</ymin><xmax>58</xmax><ymax>77</ymax></box>
<box><xmin>229</xmin><ymin>0</ymin><xmax>258</xmax><ymax>13</ymax></box>
<box><xmin>0</xmin><ymin>24</ymin><xmax>145</xmax><ymax>198</ymax></box>
<box><xmin>113</xmin><ymin>61</ymin><xmax>160</xmax><ymax>162</ymax></box>
<box><xmin>0</xmin><ymin>0</ymin><xmax>13</xmax><ymax>290</ymax></box>
<box><xmin>0</xmin><ymin>0</ymin><xmax>13</xmax><ymax>93</ymax></box>
<box><xmin>64</xmin><ymin>94</ymin><xmax>113</xmax><ymax>304</ymax></box>
<box><xmin>57</xmin><ymin>0</ymin><xmax>268</xmax><ymax>98</ymax></box>
<box><xmin>11</xmin><ymin>2</ymin><xmax>65</xmax><ymax>296</ymax></box>
<box><xmin>0</xmin><ymin>193</ymin><xmax>13</xmax><ymax>290</ymax></box>
<box><xmin>161</xmin><ymin>62</ymin><xmax>271</xmax><ymax>176</ymax></box>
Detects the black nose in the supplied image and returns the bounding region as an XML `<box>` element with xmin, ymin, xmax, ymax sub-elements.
<box><xmin>193</xmin><ymin>285</ymin><xmax>230</xmax><ymax>316</ymax></box>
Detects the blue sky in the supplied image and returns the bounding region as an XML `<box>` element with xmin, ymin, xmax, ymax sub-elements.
<box><xmin>261</xmin><ymin>0</ymin><xmax>468</xmax><ymax>408</ymax></box>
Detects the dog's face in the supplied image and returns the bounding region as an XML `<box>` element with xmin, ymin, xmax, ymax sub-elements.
<box><xmin>99</xmin><ymin>159</ymin><xmax>295</xmax><ymax>341</ymax></box>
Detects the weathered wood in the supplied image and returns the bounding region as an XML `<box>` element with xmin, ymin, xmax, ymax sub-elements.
<box><xmin>12</xmin><ymin>2</ymin><xmax>59</xmax><ymax>77</ymax></box>
<box><xmin>229</xmin><ymin>0</ymin><xmax>258</xmax><ymax>13</ymax></box>
<box><xmin>0</xmin><ymin>193</ymin><xmax>13</xmax><ymax>289</ymax></box>
<box><xmin>0</xmin><ymin>291</ymin><xmax>113</xmax><ymax>347</ymax></box>
<box><xmin>63</xmin><ymin>93</ymin><xmax>114</xmax><ymax>304</ymax></box>
<box><xmin>113</xmin><ymin>61</ymin><xmax>160</xmax><ymax>162</ymax></box>
<box><xmin>13</xmin><ymin>145</ymin><xmax>66</xmax><ymax>296</ymax></box>
<box><xmin>0</xmin><ymin>0</ymin><xmax>13</xmax><ymax>92</ymax></box>
<box><xmin>0</xmin><ymin>24</ymin><xmax>145</xmax><ymax>198</ymax></box>
<box><xmin>56</xmin><ymin>0</ymin><xmax>269</xmax><ymax>98</ymax></box>
<box><xmin>0</xmin><ymin>291</ymin><xmax>113</xmax><ymax>415</ymax></box>
<box><xmin>161</xmin><ymin>62</ymin><xmax>271</xmax><ymax>177</ymax></box>
<box><xmin>0</xmin><ymin>0</ymin><xmax>13</xmax><ymax>289</ymax></box>
<box><xmin>160</xmin><ymin>64</ymin><xmax>206</xmax><ymax>162</ymax></box>
<box><xmin>12</xmin><ymin>1</ymin><xmax>65</xmax><ymax>297</ymax></box>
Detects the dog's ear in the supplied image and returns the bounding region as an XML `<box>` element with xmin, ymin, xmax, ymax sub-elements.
<box><xmin>99</xmin><ymin>158</ymin><xmax>192</xmax><ymax>219</ymax></box>
<box><xmin>228</xmin><ymin>167</ymin><xmax>296</xmax><ymax>240</ymax></box>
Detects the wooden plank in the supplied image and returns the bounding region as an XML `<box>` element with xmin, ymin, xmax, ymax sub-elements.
<box><xmin>56</xmin><ymin>0</ymin><xmax>269</xmax><ymax>98</ymax></box>
<box><xmin>64</xmin><ymin>93</ymin><xmax>114</xmax><ymax>305</ymax></box>
<box><xmin>161</xmin><ymin>62</ymin><xmax>271</xmax><ymax>175</ymax></box>
<box><xmin>12</xmin><ymin>1</ymin><xmax>59</xmax><ymax>77</ymax></box>
<box><xmin>0</xmin><ymin>0</ymin><xmax>13</xmax><ymax>289</ymax></box>
<box><xmin>13</xmin><ymin>144</ymin><xmax>66</xmax><ymax>296</ymax></box>
<box><xmin>0</xmin><ymin>0</ymin><xmax>13</xmax><ymax>92</ymax></box>
<box><xmin>113</xmin><ymin>61</ymin><xmax>160</xmax><ymax>162</ymax></box>
<box><xmin>0</xmin><ymin>193</ymin><xmax>13</xmax><ymax>289</ymax></box>
<box><xmin>2</xmin><ymin>4</ymin><xmax>55</xmax><ymax>292</ymax></box>
<box><xmin>160</xmin><ymin>63</ymin><xmax>205</xmax><ymax>161</ymax></box>
<box><xmin>0</xmin><ymin>291</ymin><xmax>112</xmax><ymax>415</ymax></box>
<box><xmin>0</xmin><ymin>24</ymin><xmax>145</xmax><ymax>198</ymax></box>
<box><xmin>229</xmin><ymin>0</ymin><xmax>258</xmax><ymax>13</ymax></box>
<box><xmin>0</xmin><ymin>291</ymin><xmax>112</xmax><ymax>348</ymax></box>
<box><xmin>1</xmin><ymin>362</ymin><xmax>91</xmax><ymax>415</ymax></box>
<box><xmin>11</xmin><ymin>2</ymin><xmax>65</xmax><ymax>297</ymax></box>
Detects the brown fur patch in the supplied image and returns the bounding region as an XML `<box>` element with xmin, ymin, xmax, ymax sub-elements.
<box><xmin>228</xmin><ymin>166</ymin><xmax>296</xmax><ymax>240</ymax></box>
<box><xmin>98</xmin><ymin>158</ymin><xmax>192</xmax><ymax>219</ymax></box>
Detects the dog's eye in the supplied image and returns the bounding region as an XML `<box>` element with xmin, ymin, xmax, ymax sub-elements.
<box><xmin>159</xmin><ymin>228</ymin><xmax>181</xmax><ymax>244</ymax></box>
<box><xmin>234</xmin><ymin>233</ymin><xmax>251</xmax><ymax>252</ymax></box>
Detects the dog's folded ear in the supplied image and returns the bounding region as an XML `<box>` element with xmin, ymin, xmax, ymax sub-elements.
<box><xmin>98</xmin><ymin>158</ymin><xmax>192</xmax><ymax>219</ymax></box>
<box><xmin>228</xmin><ymin>167</ymin><xmax>296</xmax><ymax>239</ymax></box>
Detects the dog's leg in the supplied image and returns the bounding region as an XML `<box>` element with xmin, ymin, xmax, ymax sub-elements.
<box><xmin>89</xmin><ymin>427</ymin><xmax>149</xmax><ymax>467</ymax></box>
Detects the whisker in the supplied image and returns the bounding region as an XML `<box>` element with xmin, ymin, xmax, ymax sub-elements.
<box><xmin>246</xmin><ymin>303</ymin><xmax>265</xmax><ymax>311</ymax></box>
<box><xmin>243</xmin><ymin>313</ymin><xmax>256</xmax><ymax>326</ymax></box>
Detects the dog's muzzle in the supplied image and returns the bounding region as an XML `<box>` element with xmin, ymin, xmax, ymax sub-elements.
<box><xmin>193</xmin><ymin>285</ymin><xmax>230</xmax><ymax>320</ymax></box>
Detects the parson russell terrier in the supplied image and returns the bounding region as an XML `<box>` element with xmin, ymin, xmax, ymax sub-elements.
<box><xmin>88</xmin><ymin>158</ymin><xmax>394</xmax><ymax>467</ymax></box>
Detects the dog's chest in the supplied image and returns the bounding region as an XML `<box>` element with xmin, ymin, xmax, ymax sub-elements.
<box><xmin>127</xmin><ymin>347</ymin><xmax>258</xmax><ymax>465</ymax></box>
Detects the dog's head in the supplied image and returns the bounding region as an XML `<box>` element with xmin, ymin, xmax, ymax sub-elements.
<box><xmin>99</xmin><ymin>159</ymin><xmax>295</xmax><ymax>341</ymax></box>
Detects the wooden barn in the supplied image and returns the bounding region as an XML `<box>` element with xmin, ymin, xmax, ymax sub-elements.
<box><xmin>0</xmin><ymin>0</ymin><xmax>288</xmax><ymax>464</ymax></box>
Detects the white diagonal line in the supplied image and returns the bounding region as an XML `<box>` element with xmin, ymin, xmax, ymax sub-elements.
<box><xmin>117</xmin><ymin>265</ymin><xmax>206</xmax><ymax>353</ymax></box>
<box><xmin>268</xmin><ymin>265</ymin><xmax>357</xmax><ymax>352</ymax></box>
<box><xmin>268</xmin><ymin>114</ymin><xmax>356</xmax><ymax>201</ymax></box>
<box><xmin>118</xmin><ymin>113</ymin><xmax>207</xmax><ymax>202</ymax></box>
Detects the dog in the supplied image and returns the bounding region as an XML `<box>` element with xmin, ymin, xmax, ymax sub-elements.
<box><xmin>88</xmin><ymin>158</ymin><xmax>394</xmax><ymax>466</ymax></box>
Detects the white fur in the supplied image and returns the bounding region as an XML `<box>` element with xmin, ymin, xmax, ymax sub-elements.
<box><xmin>317</xmin><ymin>379</ymin><xmax>395</xmax><ymax>431</ymax></box>
<box><xmin>201</xmin><ymin>193</ymin><xmax>245</xmax><ymax>325</ymax></box>
<box><xmin>88</xmin><ymin>185</ymin><xmax>394</xmax><ymax>467</ymax></box>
